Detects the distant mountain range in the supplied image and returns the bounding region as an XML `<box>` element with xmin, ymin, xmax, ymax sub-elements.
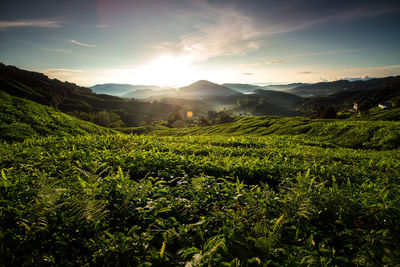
<box><xmin>1</xmin><ymin>63</ymin><xmax>399</xmax><ymax>124</ymax></box>
<box><xmin>0</xmin><ymin>63</ymin><xmax>180</xmax><ymax>126</ymax></box>
<box><xmin>92</xmin><ymin>80</ymin><xmax>238</xmax><ymax>99</ymax></box>
<box><xmin>115</xmin><ymin>80</ymin><xmax>239</xmax><ymax>99</ymax></box>
<box><xmin>264</xmin><ymin>83</ymin><xmax>309</xmax><ymax>91</ymax></box>
<box><xmin>91</xmin><ymin>81</ymin><xmax>310</xmax><ymax>99</ymax></box>
<box><xmin>122</xmin><ymin>88</ymin><xmax>178</xmax><ymax>99</ymax></box>
<box><xmin>92</xmin><ymin>77</ymin><xmax>400</xmax><ymax>100</ymax></box>
<box><xmin>90</xmin><ymin>83</ymin><xmax>174</xmax><ymax>96</ymax></box>
<box><xmin>222</xmin><ymin>83</ymin><xmax>264</xmax><ymax>93</ymax></box>
<box><xmin>289</xmin><ymin>77</ymin><xmax>400</xmax><ymax>97</ymax></box>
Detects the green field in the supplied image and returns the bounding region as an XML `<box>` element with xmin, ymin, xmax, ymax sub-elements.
<box><xmin>1</xmin><ymin>131</ymin><xmax>399</xmax><ymax>265</ymax></box>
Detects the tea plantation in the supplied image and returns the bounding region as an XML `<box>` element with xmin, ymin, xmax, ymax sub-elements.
<box><xmin>1</xmin><ymin>130</ymin><xmax>399</xmax><ymax>265</ymax></box>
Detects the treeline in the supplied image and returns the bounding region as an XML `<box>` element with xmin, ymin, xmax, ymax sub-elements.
<box><xmin>69</xmin><ymin>110</ymin><xmax>124</xmax><ymax>128</ymax></box>
<box><xmin>166</xmin><ymin>110</ymin><xmax>234</xmax><ymax>128</ymax></box>
<box><xmin>196</xmin><ymin>111</ymin><xmax>234</xmax><ymax>126</ymax></box>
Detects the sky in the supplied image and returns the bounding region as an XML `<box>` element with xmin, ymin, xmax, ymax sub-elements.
<box><xmin>0</xmin><ymin>0</ymin><xmax>400</xmax><ymax>87</ymax></box>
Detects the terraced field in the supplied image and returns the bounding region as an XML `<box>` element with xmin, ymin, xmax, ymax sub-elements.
<box><xmin>1</xmin><ymin>133</ymin><xmax>399</xmax><ymax>265</ymax></box>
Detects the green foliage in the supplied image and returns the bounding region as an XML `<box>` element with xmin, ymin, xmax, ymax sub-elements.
<box><xmin>310</xmin><ymin>105</ymin><xmax>337</xmax><ymax>119</ymax></box>
<box><xmin>355</xmin><ymin>107</ymin><xmax>400</xmax><ymax>121</ymax></box>
<box><xmin>1</xmin><ymin>133</ymin><xmax>399</xmax><ymax>265</ymax></box>
<box><xmin>205</xmin><ymin>111</ymin><xmax>234</xmax><ymax>125</ymax></box>
<box><xmin>70</xmin><ymin>110</ymin><xmax>124</xmax><ymax>128</ymax></box>
<box><xmin>0</xmin><ymin>63</ymin><xmax>184</xmax><ymax>127</ymax></box>
<box><xmin>197</xmin><ymin>116</ymin><xmax>210</xmax><ymax>126</ymax></box>
<box><xmin>149</xmin><ymin>116</ymin><xmax>400</xmax><ymax>150</ymax></box>
<box><xmin>0</xmin><ymin>92</ymin><xmax>113</xmax><ymax>142</ymax></box>
<box><xmin>167</xmin><ymin>109</ymin><xmax>183</xmax><ymax>126</ymax></box>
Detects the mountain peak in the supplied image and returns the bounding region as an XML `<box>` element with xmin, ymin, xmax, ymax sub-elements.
<box><xmin>179</xmin><ymin>80</ymin><xmax>237</xmax><ymax>97</ymax></box>
<box><xmin>192</xmin><ymin>80</ymin><xmax>216</xmax><ymax>85</ymax></box>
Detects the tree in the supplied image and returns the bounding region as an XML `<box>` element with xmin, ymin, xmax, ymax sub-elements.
<box><xmin>237</xmin><ymin>97</ymin><xmax>257</xmax><ymax>109</ymax></box>
<box><xmin>358</xmin><ymin>100</ymin><xmax>371</xmax><ymax>114</ymax></box>
<box><xmin>197</xmin><ymin>116</ymin><xmax>210</xmax><ymax>126</ymax></box>
<box><xmin>93</xmin><ymin>110</ymin><xmax>124</xmax><ymax>128</ymax></box>
<box><xmin>215</xmin><ymin>111</ymin><xmax>233</xmax><ymax>124</ymax></box>
<box><xmin>207</xmin><ymin>111</ymin><xmax>218</xmax><ymax>123</ymax></box>
<box><xmin>167</xmin><ymin>110</ymin><xmax>182</xmax><ymax>126</ymax></box>
<box><xmin>311</xmin><ymin>105</ymin><xmax>337</xmax><ymax>119</ymax></box>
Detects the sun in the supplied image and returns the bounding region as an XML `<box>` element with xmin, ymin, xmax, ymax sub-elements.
<box><xmin>135</xmin><ymin>55</ymin><xmax>196</xmax><ymax>86</ymax></box>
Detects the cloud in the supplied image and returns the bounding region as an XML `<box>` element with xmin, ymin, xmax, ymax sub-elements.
<box><xmin>70</xmin><ymin>39</ymin><xmax>98</xmax><ymax>48</ymax></box>
<box><xmin>162</xmin><ymin>1</ymin><xmax>397</xmax><ymax>64</ymax></box>
<box><xmin>177</xmin><ymin>5</ymin><xmax>263</xmax><ymax>62</ymax></box>
<box><xmin>241</xmin><ymin>73</ymin><xmax>254</xmax><ymax>75</ymax></box>
<box><xmin>250</xmin><ymin>0</ymin><xmax>400</xmax><ymax>35</ymax></box>
<box><xmin>0</xmin><ymin>19</ymin><xmax>61</xmax><ymax>29</ymax></box>
<box><xmin>240</xmin><ymin>60</ymin><xmax>284</xmax><ymax>68</ymax></box>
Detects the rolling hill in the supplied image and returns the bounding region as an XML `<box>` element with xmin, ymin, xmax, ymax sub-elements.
<box><xmin>2</xmin><ymin>79</ymin><xmax>400</xmax><ymax>266</ymax></box>
<box><xmin>148</xmin><ymin>115</ymin><xmax>400</xmax><ymax>150</ymax></box>
<box><xmin>290</xmin><ymin>76</ymin><xmax>400</xmax><ymax>97</ymax></box>
<box><xmin>232</xmin><ymin>89</ymin><xmax>304</xmax><ymax>116</ymax></box>
<box><xmin>298</xmin><ymin>78</ymin><xmax>400</xmax><ymax>113</ymax></box>
<box><xmin>0</xmin><ymin>63</ymin><xmax>180</xmax><ymax>126</ymax></box>
<box><xmin>264</xmin><ymin>83</ymin><xmax>309</xmax><ymax>91</ymax></box>
<box><xmin>0</xmin><ymin>91</ymin><xmax>112</xmax><ymax>142</ymax></box>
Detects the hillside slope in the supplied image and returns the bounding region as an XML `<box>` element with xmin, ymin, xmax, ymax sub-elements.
<box><xmin>0</xmin><ymin>63</ymin><xmax>178</xmax><ymax>126</ymax></box>
<box><xmin>0</xmin><ymin>91</ymin><xmax>113</xmax><ymax>142</ymax></box>
<box><xmin>249</xmin><ymin>89</ymin><xmax>304</xmax><ymax>116</ymax></box>
<box><xmin>149</xmin><ymin>116</ymin><xmax>400</xmax><ymax>150</ymax></box>
<box><xmin>298</xmin><ymin>80</ymin><xmax>400</xmax><ymax>113</ymax></box>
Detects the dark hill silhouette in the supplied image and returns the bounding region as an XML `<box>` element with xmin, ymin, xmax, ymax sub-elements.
<box><xmin>222</xmin><ymin>83</ymin><xmax>264</xmax><ymax>93</ymax></box>
<box><xmin>91</xmin><ymin>83</ymin><xmax>174</xmax><ymax>96</ymax></box>
<box><xmin>291</xmin><ymin>76</ymin><xmax>400</xmax><ymax>97</ymax></box>
<box><xmin>0</xmin><ymin>63</ymin><xmax>178</xmax><ymax>126</ymax></box>
<box><xmin>264</xmin><ymin>83</ymin><xmax>309</xmax><ymax>91</ymax></box>
<box><xmin>299</xmin><ymin>77</ymin><xmax>400</xmax><ymax>113</ymax></box>
<box><xmin>235</xmin><ymin>89</ymin><xmax>304</xmax><ymax>116</ymax></box>
<box><xmin>179</xmin><ymin>80</ymin><xmax>238</xmax><ymax>97</ymax></box>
